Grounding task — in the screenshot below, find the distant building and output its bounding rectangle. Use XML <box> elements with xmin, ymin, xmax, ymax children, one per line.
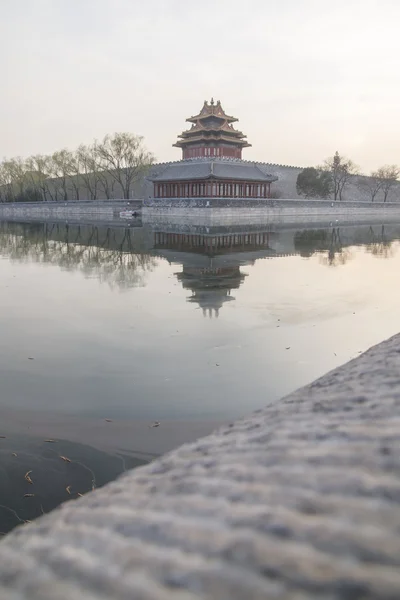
<box><xmin>149</xmin><ymin>99</ymin><xmax>278</xmax><ymax>200</ymax></box>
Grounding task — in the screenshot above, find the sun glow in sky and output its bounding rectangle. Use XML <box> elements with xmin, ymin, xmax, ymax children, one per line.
<box><xmin>1</xmin><ymin>0</ymin><xmax>399</xmax><ymax>172</ymax></box>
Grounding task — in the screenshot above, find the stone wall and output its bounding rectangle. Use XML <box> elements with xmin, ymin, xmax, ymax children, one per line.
<box><xmin>0</xmin><ymin>200</ymin><xmax>140</xmax><ymax>224</ymax></box>
<box><xmin>142</xmin><ymin>198</ymin><xmax>400</xmax><ymax>227</ymax></box>
<box><xmin>3</xmin><ymin>198</ymin><xmax>400</xmax><ymax>229</ymax></box>
<box><xmin>1</xmin><ymin>332</ymin><xmax>400</xmax><ymax>598</ymax></box>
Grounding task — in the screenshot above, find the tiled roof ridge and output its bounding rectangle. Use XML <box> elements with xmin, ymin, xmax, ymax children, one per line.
<box><xmin>152</xmin><ymin>157</ymin><xmax>307</xmax><ymax>170</ymax></box>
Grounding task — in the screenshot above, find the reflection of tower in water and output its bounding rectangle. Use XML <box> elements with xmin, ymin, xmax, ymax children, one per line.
<box><xmin>153</xmin><ymin>230</ymin><xmax>273</xmax><ymax>316</ymax></box>
<box><xmin>177</xmin><ymin>264</ymin><xmax>246</xmax><ymax>318</ymax></box>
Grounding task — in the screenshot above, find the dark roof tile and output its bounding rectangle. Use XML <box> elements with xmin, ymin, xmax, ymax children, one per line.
<box><xmin>149</xmin><ymin>160</ymin><xmax>278</xmax><ymax>183</ymax></box>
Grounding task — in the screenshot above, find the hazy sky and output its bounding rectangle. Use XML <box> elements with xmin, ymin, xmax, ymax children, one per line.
<box><xmin>1</xmin><ymin>0</ymin><xmax>400</xmax><ymax>172</ymax></box>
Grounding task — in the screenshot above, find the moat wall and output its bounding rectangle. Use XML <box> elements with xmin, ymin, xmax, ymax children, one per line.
<box><xmin>142</xmin><ymin>198</ymin><xmax>400</xmax><ymax>227</ymax></box>
<box><xmin>0</xmin><ymin>200</ymin><xmax>139</xmax><ymax>224</ymax></box>
<box><xmin>2</xmin><ymin>198</ymin><xmax>400</xmax><ymax>227</ymax></box>
<box><xmin>1</xmin><ymin>332</ymin><xmax>400</xmax><ymax>599</ymax></box>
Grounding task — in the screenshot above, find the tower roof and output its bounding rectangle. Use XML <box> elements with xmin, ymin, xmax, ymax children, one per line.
<box><xmin>187</xmin><ymin>98</ymin><xmax>238</xmax><ymax>123</ymax></box>
<box><xmin>174</xmin><ymin>99</ymin><xmax>251</xmax><ymax>151</ymax></box>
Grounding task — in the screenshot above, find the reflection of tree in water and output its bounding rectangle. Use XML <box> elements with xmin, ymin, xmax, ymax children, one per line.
<box><xmin>294</xmin><ymin>228</ymin><xmax>352</xmax><ymax>266</ymax></box>
<box><xmin>294</xmin><ymin>225</ymin><xmax>398</xmax><ymax>266</ymax></box>
<box><xmin>319</xmin><ymin>229</ymin><xmax>353</xmax><ymax>267</ymax></box>
<box><xmin>0</xmin><ymin>222</ymin><xmax>156</xmax><ymax>289</ymax></box>
<box><xmin>365</xmin><ymin>225</ymin><xmax>395</xmax><ymax>259</ymax></box>
<box><xmin>293</xmin><ymin>229</ymin><xmax>329</xmax><ymax>258</ymax></box>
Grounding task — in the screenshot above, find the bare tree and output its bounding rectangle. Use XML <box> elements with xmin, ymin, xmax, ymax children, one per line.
<box><xmin>93</xmin><ymin>144</ymin><xmax>114</xmax><ymax>199</ymax></box>
<box><xmin>68</xmin><ymin>151</ymin><xmax>83</xmax><ymax>201</ymax></box>
<box><xmin>51</xmin><ymin>149</ymin><xmax>74</xmax><ymax>201</ymax></box>
<box><xmin>323</xmin><ymin>151</ymin><xmax>359</xmax><ymax>201</ymax></box>
<box><xmin>356</xmin><ymin>174</ymin><xmax>383</xmax><ymax>202</ymax></box>
<box><xmin>373</xmin><ymin>165</ymin><xmax>399</xmax><ymax>203</ymax></box>
<box><xmin>0</xmin><ymin>163</ymin><xmax>10</xmax><ymax>202</ymax></box>
<box><xmin>3</xmin><ymin>157</ymin><xmax>28</xmax><ymax>199</ymax></box>
<box><xmin>95</xmin><ymin>133</ymin><xmax>154</xmax><ymax>200</ymax></box>
<box><xmin>25</xmin><ymin>155</ymin><xmax>54</xmax><ymax>201</ymax></box>
<box><xmin>77</xmin><ymin>145</ymin><xmax>99</xmax><ymax>200</ymax></box>
<box><xmin>0</xmin><ymin>162</ymin><xmax>15</xmax><ymax>201</ymax></box>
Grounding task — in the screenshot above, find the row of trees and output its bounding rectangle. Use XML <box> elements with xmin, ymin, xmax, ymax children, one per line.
<box><xmin>0</xmin><ymin>133</ymin><xmax>155</xmax><ymax>203</ymax></box>
<box><xmin>296</xmin><ymin>152</ymin><xmax>400</xmax><ymax>202</ymax></box>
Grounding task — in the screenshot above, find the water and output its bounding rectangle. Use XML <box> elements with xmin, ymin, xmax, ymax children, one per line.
<box><xmin>1</xmin><ymin>218</ymin><xmax>400</xmax><ymax>533</ymax></box>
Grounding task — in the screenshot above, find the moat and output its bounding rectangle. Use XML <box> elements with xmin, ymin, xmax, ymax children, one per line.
<box><xmin>1</xmin><ymin>218</ymin><xmax>400</xmax><ymax>534</ymax></box>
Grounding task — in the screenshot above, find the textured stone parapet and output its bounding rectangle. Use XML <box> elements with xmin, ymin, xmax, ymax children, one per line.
<box><xmin>143</xmin><ymin>197</ymin><xmax>400</xmax><ymax>212</ymax></box>
<box><xmin>0</xmin><ymin>200</ymin><xmax>142</xmax><ymax>224</ymax></box>
<box><xmin>143</xmin><ymin>198</ymin><xmax>400</xmax><ymax>228</ymax></box>
<box><xmin>1</xmin><ymin>333</ymin><xmax>400</xmax><ymax>598</ymax></box>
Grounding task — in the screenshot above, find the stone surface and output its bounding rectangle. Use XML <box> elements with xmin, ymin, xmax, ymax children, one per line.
<box><xmin>142</xmin><ymin>198</ymin><xmax>400</xmax><ymax>227</ymax></box>
<box><xmin>1</xmin><ymin>333</ymin><xmax>400</xmax><ymax>598</ymax></box>
<box><xmin>0</xmin><ymin>200</ymin><xmax>140</xmax><ymax>224</ymax></box>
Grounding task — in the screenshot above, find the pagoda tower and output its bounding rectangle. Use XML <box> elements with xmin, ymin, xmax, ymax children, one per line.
<box><xmin>173</xmin><ymin>98</ymin><xmax>251</xmax><ymax>160</ymax></box>
<box><xmin>149</xmin><ymin>99</ymin><xmax>278</xmax><ymax>200</ymax></box>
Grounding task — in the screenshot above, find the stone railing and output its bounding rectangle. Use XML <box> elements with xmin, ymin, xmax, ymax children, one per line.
<box><xmin>1</xmin><ymin>333</ymin><xmax>400</xmax><ymax>598</ymax></box>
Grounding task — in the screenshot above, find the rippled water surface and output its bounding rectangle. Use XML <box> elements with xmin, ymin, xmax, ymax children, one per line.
<box><xmin>1</xmin><ymin>218</ymin><xmax>400</xmax><ymax>532</ymax></box>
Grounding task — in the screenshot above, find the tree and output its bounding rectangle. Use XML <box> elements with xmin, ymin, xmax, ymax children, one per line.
<box><xmin>296</xmin><ymin>167</ymin><xmax>332</xmax><ymax>199</ymax></box>
<box><xmin>323</xmin><ymin>151</ymin><xmax>358</xmax><ymax>201</ymax></box>
<box><xmin>356</xmin><ymin>174</ymin><xmax>383</xmax><ymax>202</ymax></box>
<box><xmin>68</xmin><ymin>151</ymin><xmax>83</xmax><ymax>201</ymax></box>
<box><xmin>3</xmin><ymin>157</ymin><xmax>28</xmax><ymax>199</ymax></box>
<box><xmin>0</xmin><ymin>162</ymin><xmax>16</xmax><ymax>202</ymax></box>
<box><xmin>77</xmin><ymin>145</ymin><xmax>99</xmax><ymax>200</ymax></box>
<box><xmin>25</xmin><ymin>155</ymin><xmax>54</xmax><ymax>201</ymax></box>
<box><xmin>51</xmin><ymin>149</ymin><xmax>75</xmax><ymax>201</ymax></box>
<box><xmin>95</xmin><ymin>133</ymin><xmax>154</xmax><ymax>200</ymax></box>
<box><xmin>373</xmin><ymin>165</ymin><xmax>399</xmax><ymax>203</ymax></box>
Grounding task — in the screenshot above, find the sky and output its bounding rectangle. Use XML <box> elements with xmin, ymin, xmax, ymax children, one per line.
<box><xmin>1</xmin><ymin>0</ymin><xmax>400</xmax><ymax>173</ymax></box>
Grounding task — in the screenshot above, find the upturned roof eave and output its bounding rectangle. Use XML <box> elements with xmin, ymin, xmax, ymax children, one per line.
<box><xmin>173</xmin><ymin>139</ymin><xmax>252</xmax><ymax>148</ymax></box>
<box><xmin>178</xmin><ymin>128</ymin><xmax>247</xmax><ymax>139</ymax></box>
<box><xmin>186</xmin><ymin>114</ymin><xmax>238</xmax><ymax>124</ymax></box>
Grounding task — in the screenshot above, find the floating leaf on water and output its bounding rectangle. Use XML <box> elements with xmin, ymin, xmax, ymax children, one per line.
<box><xmin>24</xmin><ymin>471</ymin><xmax>33</xmax><ymax>484</ymax></box>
